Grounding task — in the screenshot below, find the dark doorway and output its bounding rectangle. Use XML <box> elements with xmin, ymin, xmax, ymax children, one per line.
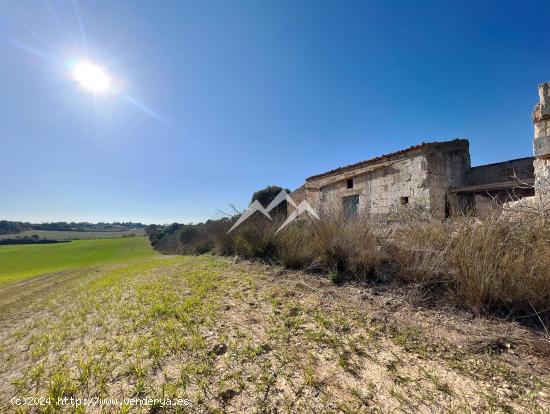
<box><xmin>342</xmin><ymin>195</ymin><xmax>359</xmax><ymax>218</ymax></box>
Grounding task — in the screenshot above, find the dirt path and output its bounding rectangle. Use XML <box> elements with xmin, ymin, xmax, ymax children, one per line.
<box><xmin>0</xmin><ymin>266</ymin><xmax>114</xmax><ymax>334</ymax></box>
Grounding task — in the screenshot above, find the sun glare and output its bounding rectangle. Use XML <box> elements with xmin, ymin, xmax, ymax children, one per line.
<box><xmin>71</xmin><ymin>60</ymin><xmax>111</xmax><ymax>94</ymax></box>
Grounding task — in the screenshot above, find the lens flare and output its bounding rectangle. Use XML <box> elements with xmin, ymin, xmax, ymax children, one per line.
<box><xmin>71</xmin><ymin>60</ymin><xmax>111</xmax><ymax>94</ymax></box>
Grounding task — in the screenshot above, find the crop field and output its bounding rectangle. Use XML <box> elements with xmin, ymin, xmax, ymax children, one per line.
<box><xmin>0</xmin><ymin>236</ymin><xmax>155</xmax><ymax>286</ymax></box>
<box><xmin>0</xmin><ymin>251</ymin><xmax>548</xmax><ymax>413</ymax></box>
<box><xmin>0</xmin><ymin>229</ymin><xmax>145</xmax><ymax>241</ymax></box>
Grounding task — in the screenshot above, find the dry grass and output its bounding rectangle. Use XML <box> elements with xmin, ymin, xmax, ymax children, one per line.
<box><xmin>227</xmin><ymin>209</ymin><xmax>386</xmax><ymax>283</ymax></box>
<box><xmin>451</xmin><ymin>218</ymin><xmax>550</xmax><ymax>316</ymax></box>
<box><xmin>308</xmin><ymin>210</ymin><xmax>385</xmax><ymax>281</ymax></box>
<box><xmin>389</xmin><ymin>215</ymin><xmax>550</xmax><ymax>323</ymax></box>
<box><xmin>219</xmin><ymin>209</ymin><xmax>550</xmax><ymax>327</ymax></box>
<box><xmin>150</xmin><ymin>205</ymin><xmax>550</xmax><ymax>327</ymax></box>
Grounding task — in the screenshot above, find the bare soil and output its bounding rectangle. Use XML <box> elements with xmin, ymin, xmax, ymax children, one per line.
<box><xmin>0</xmin><ymin>255</ymin><xmax>548</xmax><ymax>413</ymax></box>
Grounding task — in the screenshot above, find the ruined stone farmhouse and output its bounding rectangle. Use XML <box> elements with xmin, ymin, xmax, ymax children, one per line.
<box><xmin>290</xmin><ymin>82</ymin><xmax>550</xmax><ymax>218</ymax></box>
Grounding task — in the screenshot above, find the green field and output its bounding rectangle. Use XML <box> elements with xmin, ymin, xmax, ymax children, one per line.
<box><xmin>0</xmin><ymin>236</ymin><xmax>155</xmax><ymax>285</ymax></box>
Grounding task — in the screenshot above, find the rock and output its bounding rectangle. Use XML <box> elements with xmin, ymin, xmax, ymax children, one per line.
<box><xmin>470</xmin><ymin>337</ymin><xmax>513</xmax><ymax>355</ymax></box>
<box><xmin>219</xmin><ymin>389</ymin><xmax>238</xmax><ymax>404</ymax></box>
<box><xmin>211</xmin><ymin>343</ymin><xmax>227</xmax><ymax>356</ymax></box>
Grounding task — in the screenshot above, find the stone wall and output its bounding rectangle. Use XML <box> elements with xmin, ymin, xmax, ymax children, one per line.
<box><xmin>316</xmin><ymin>151</ymin><xmax>430</xmax><ymax>216</ymax></box>
<box><xmin>534</xmin><ymin>158</ymin><xmax>550</xmax><ymax>193</ymax></box>
<box><xmin>467</xmin><ymin>157</ymin><xmax>534</xmax><ymax>186</ymax></box>
<box><xmin>533</xmin><ymin>82</ymin><xmax>550</xmax><ymax>193</ymax></box>
<box><xmin>423</xmin><ymin>142</ymin><xmax>471</xmax><ymax>217</ymax></box>
<box><xmin>533</xmin><ymin>82</ymin><xmax>550</xmax><ymax>158</ymax></box>
<box><xmin>473</xmin><ymin>194</ymin><xmax>496</xmax><ymax>216</ymax></box>
<box><xmin>304</xmin><ymin>140</ymin><xmax>471</xmax><ymax>218</ymax></box>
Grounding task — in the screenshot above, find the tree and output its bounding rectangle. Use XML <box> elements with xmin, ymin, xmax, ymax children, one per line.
<box><xmin>250</xmin><ymin>185</ymin><xmax>291</xmax><ymax>217</ymax></box>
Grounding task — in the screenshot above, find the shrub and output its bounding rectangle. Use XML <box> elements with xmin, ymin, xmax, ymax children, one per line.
<box><xmin>449</xmin><ymin>217</ymin><xmax>550</xmax><ymax>317</ymax></box>
<box><xmin>148</xmin><ymin>202</ymin><xmax>550</xmax><ymax>325</ymax></box>
<box><xmin>308</xmin><ymin>209</ymin><xmax>385</xmax><ymax>281</ymax></box>
<box><xmin>389</xmin><ymin>214</ymin><xmax>550</xmax><ymax>321</ymax></box>
<box><xmin>330</xmin><ymin>271</ymin><xmax>345</xmax><ymax>285</ymax></box>
<box><xmin>231</xmin><ymin>216</ymin><xmax>279</xmax><ymax>260</ymax></box>
<box><xmin>146</xmin><ymin>219</ymin><xmax>233</xmax><ymax>255</ymax></box>
<box><xmin>275</xmin><ymin>224</ymin><xmax>315</xmax><ymax>269</ymax></box>
<box><xmin>387</xmin><ymin>219</ymin><xmax>452</xmax><ymax>285</ymax></box>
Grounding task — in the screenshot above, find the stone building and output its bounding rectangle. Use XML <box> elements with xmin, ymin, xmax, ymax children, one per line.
<box><xmin>289</xmin><ymin>83</ymin><xmax>550</xmax><ymax>218</ymax></box>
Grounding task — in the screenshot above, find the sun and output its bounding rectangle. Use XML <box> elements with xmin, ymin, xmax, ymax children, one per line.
<box><xmin>71</xmin><ymin>60</ymin><xmax>111</xmax><ymax>94</ymax></box>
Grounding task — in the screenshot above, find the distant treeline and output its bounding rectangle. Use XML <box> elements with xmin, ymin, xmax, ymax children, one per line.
<box><xmin>146</xmin><ymin>219</ymin><xmax>234</xmax><ymax>254</ymax></box>
<box><xmin>0</xmin><ymin>220</ymin><xmax>145</xmax><ymax>235</ymax></box>
<box><xmin>145</xmin><ymin>186</ymin><xmax>289</xmax><ymax>254</ymax></box>
<box><xmin>0</xmin><ymin>238</ymin><xmax>71</xmax><ymax>245</ymax></box>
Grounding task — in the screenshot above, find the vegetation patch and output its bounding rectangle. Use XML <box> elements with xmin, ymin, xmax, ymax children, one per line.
<box><xmin>148</xmin><ymin>204</ymin><xmax>550</xmax><ymax>328</ymax></box>
<box><xmin>0</xmin><ymin>236</ymin><xmax>155</xmax><ymax>285</ymax></box>
<box><xmin>0</xmin><ymin>256</ymin><xmax>548</xmax><ymax>413</ymax></box>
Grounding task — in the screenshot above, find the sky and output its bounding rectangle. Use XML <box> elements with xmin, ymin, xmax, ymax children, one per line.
<box><xmin>1</xmin><ymin>0</ymin><xmax>549</xmax><ymax>224</ymax></box>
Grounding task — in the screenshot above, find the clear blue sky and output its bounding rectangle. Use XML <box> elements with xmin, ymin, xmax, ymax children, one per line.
<box><xmin>1</xmin><ymin>0</ymin><xmax>548</xmax><ymax>224</ymax></box>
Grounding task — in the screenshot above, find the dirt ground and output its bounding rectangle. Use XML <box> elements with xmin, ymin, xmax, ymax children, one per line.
<box><xmin>0</xmin><ymin>255</ymin><xmax>548</xmax><ymax>413</ymax></box>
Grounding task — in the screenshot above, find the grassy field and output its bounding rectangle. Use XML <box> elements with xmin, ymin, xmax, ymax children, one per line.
<box><xmin>0</xmin><ymin>236</ymin><xmax>155</xmax><ymax>285</ymax></box>
<box><xmin>0</xmin><ymin>229</ymin><xmax>145</xmax><ymax>240</ymax></box>
<box><xmin>0</xmin><ymin>254</ymin><xmax>548</xmax><ymax>413</ymax></box>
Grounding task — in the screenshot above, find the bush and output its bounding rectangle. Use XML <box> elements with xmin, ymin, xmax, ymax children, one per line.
<box><xmin>148</xmin><ymin>204</ymin><xmax>550</xmax><ymax>326</ymax></box>
<box><xmin>275</xmin><ymin>224</ymin><xmax>315</xmax><ymax>269</ymax></box>
<box><xmin>387</xmin><ymin>220</ymin><xmax>452</xmax><ymax>285</ymax></box>
<box><xmin>231</xmin><ymin>216</ymin><xmax>279</xmax><ymax>260</ymax></box>
<box><xmin>389</xmin><ymin>214</ymin><xmax>550</xmax><ymax>321</ymax></box>
<box><xmin>330</xmin><ymin>271</ymin><xmax>345</xmax><ymax>285</ymax></box>
<box><xmin>308</xmin><ymin>209</ymin><xmax>385</xmax><ymax>281</ymax></box>
<box><xmin>450</xmin><ymin>217</ymin><xmax>550</xmax><ymax>316</ymax></box>
<box><xmin>146</xmin><ymin>219</ymin><xmax>233</xmax><ymax>255</ymax></box>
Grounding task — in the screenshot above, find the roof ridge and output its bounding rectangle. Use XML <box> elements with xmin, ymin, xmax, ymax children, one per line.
<box><xmin>306</xmin><ymin>138</ymin><xmax>468</xmax><ymax>182</ymax></box>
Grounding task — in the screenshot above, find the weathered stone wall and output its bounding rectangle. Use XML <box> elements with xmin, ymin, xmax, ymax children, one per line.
<box><xmin>299</xmin><ymin>140</ymin><xmax>471</xmax><ymax>219</ymax></box>
<box><xmin>467</xmin><ymin>157</ymin><xmax>534</xmax><ymax>186</ymax></box>
<box><xmin>316</xmin><ymin>151</ymin><xmax>430</xmax><ymax>216</ymax></box>
<box><xmin>534</xmin><ymin>121</ymin><xmax>550</xmax><ymax>155</ymax></box>
<box><xmin>424</xmin><ymin>142</ymin><xmax>471</xmax><ymax>217</ymax></box>
<box><xmin>533</xmin><ymin>82</ymin><xmax>550</xmax><ymax>158</ymax></box>
<box><xmin>533</xmin><ymin>82</ymin><xmax>550</xmax><ymax>193</ymax></box>
<box><xmin>287</xmin><ymin>185</ymin><xmax>305</xmax><ymax>215</ymax></box>
<box><xmin>473</xmin><ymin>194</ymin><xmax>496</xmax><ymax>216</ymax></box>
<box><xmin>534</xmin><ymin>158</ymin><xmax>550</xmax><ymax>192</ymax></box>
